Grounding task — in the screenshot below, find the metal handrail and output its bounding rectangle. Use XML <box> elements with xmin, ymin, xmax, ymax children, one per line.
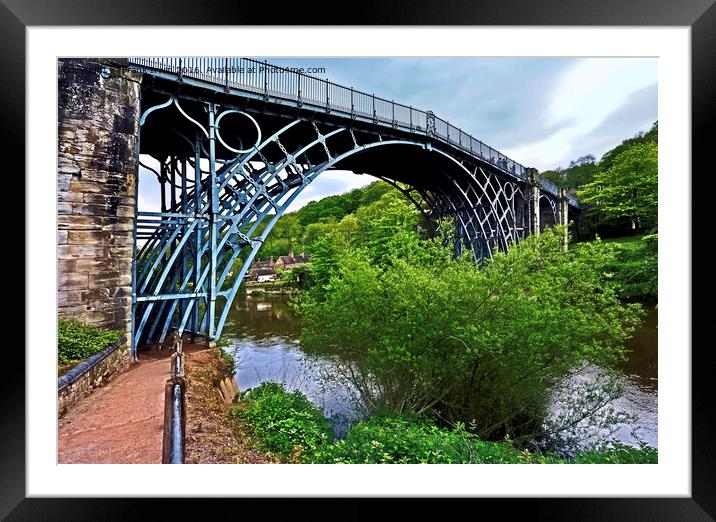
<box><xmin>128</xmin><ymin>57</ymin><xmax>528</xmax><ymax>181</ymax></box>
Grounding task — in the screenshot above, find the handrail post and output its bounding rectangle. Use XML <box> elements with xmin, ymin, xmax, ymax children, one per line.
<box><xmin>263</xmin><ymin>60</ymin><xmax>268</xmax><ymax>100</ymax></box>
<box><xmin>297</xmin><ymin>70</ymin><xmax>302</xmax><ymax>106</ymax></box>
<box><xmin>326</xmin><ymin>79</ymin><xmax>330</xmax><ymax>113</ymax></box>
<box><xmin>372</xmin><ymin>94</ymin><xmax>376</xmax><ymax>123</ymax></box>
<box><xmin>350</xmin><ymin>87</ymin><xmax>355</xmax><ymax>118</ymax></box>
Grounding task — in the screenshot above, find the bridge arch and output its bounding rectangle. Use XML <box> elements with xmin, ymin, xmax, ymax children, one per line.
<box><xmin>133</xmin><ymin>88</ymin><xmax>565</xmax><ymax>353</ymax></box>
<box><xmin>539</xmin><ymin>194</ymin><xmax>558</xmax><ymax>231</ymax></box>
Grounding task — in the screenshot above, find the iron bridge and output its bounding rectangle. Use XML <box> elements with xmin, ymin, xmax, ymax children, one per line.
<box><xmin>129</xmin><ymin>57</ymin><xmax>580</xmax><ymax>357</ymax></box>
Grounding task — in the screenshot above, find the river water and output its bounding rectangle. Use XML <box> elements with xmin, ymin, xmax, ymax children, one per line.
<box><xmin>222</xmin><ymin>292</ymin><xmax>657</xmax><ymax>447</ymax></box>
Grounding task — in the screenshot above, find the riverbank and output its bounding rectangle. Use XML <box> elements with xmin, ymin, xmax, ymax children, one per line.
<box><xmin>233</xmin><ymin>382</ymin><xmax>657</xmax><ymax>464</ymax></box>
<box><xmin>245</xmin><ymin>283</ymin><xmax>301</xmax><ymax>296</ymax></box>
<box><xmin>183</xmin><ymin>347</ymin><xmax>273</xmax><ymax>464</ymax></box>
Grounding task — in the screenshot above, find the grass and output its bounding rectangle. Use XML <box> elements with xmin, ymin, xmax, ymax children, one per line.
<box><xmin>58</xmin><ymin>319</ymin><xmax>123</xmax><ymax>367</ymax></box>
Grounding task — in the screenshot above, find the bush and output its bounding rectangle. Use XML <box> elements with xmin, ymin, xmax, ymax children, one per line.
<box><xmin>215</xmin><ymin>338</ymin><xmax>235</xmax><ymax>374</ymax></box>
<box><xmin>299</xmin><ymin>227</ymin><xmax>644</xmax><ymax>444</ymax></box>
<box><xmin>308</xmin><ymin>415</ymin><xmax>658</xmax><ymax>464</ymax></box>
<box><xmin>308</xmin><ymin>415</ymin><xmax>551</xmax><ymax>464</ymax></box>
<box><xmin>215</xmin><ymin>342</ymin><xmax>236</xmax><ymax>375</ymax></box>
<box><xmin>572</xmin><ymin>441</ymin><xmax>657</xmax><ymax>464</ymax></box>
<box><xmin>231</xmin><ymin>382</ymin><xmax>332</xmax><ymax>460</ymax></box>
<box><xmin>232</xmin><ymin>386</ymin><xmax>657</xmax><ymax>464</ymax></box>
<box><xmin>57</xmin><ymin>319</ymin><xmax>123</xmax><ymax>365</ymax></box>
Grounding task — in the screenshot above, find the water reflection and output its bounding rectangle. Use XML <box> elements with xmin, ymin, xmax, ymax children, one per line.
<box><xmin>223</xmin><ymin>293</ymin><xmax>362</xmax><ymax>437</ymax></box>
<box><xmin>222</xmin><ymin>292</ymin><xmax>657</xmax><ymax>447</ymax></box>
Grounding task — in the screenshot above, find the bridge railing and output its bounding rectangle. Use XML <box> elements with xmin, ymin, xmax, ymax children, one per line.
<box><xmin>128</xmin><ymin>57</ymin><xmax>575</xmax><ymax>195</ymax></box>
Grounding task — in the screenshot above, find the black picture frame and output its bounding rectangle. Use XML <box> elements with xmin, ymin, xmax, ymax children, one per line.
<box><xmin>5</xmin><ymin>0</ymin><xmax>713</xmax><ymax>518</ymax></box>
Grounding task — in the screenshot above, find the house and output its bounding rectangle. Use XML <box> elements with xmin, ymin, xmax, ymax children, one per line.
<box><xmin>274</xmin><ymin>251</ymin><xmax>310</xmax><ymax>271</ymax></box>
<box><xmin>247</xmin><ymin>256</ymin><xmax>276</xmax><ymax>282</ymax></box>
<box><xmin>255</xmin><ymin>268</ymin><xmax>277</xmax><ymax>283</ymax></box>
<box><xmin>248</xmin><ymin>251</ymin><xmax>311</xmax><ymax>283</ymax></box>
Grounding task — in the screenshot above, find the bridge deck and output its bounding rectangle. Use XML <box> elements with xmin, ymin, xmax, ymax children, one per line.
<box><xmin>128</xmin><ymin>57</ymin><xmax>578</xmax><ymax>208</ymax></box>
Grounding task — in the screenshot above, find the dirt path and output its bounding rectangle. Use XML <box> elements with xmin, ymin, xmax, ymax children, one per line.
<box><xmin>58</xmin><ymin>349</ymin><xmax>173</xmax><ymax>464</ymax></box>
<box><xmin>184</xmin><ymin>348</ymin><xmax>272</xmax><ymax>464</ymax></box>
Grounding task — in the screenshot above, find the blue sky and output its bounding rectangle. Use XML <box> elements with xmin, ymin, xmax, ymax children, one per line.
<box><xmin>139</xmin><ymin>57</ymin><xmax>657</xmax><ymax>213</ymax></box>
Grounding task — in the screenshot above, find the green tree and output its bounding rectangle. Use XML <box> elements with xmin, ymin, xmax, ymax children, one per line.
<box><xmin>563</xmin><ymin>155</ymin><xmax>599</xmax><ymax>188</ymax></box>
<box><xmin>578</xmin><ymin>142</ymin><xmax>657</xmax><ymax>230</ymax></box>
<box><xmin>599</xmin><ymin>121</ymin><xmax>657</xmax><ymax>173</ymax></box>
<box><xmin>541</xmin><ymin>168</ymin><xmax>564</xmax><ymax>186</ymax></box>
<box><xmin>541</xmin><ymin>156</ymin><xmax>598</xmax><ymax>189</ymax></box>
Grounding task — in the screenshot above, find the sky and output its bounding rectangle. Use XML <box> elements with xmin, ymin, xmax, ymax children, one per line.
<box><xmin>138</xmin><ymin>57</ymin><xmax>657</xmax><ymax>214</ymax></box>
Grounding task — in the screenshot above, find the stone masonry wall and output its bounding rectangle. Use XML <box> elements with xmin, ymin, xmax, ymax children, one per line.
<box><xmin>57</xmin><ymin>59</ymin><xmax>141</xmax><ymax>353</ymax></box>
<box><xmin>58</xmin><ymin>339</ymin><xmax>129</xmax><ymax>417</ymax></box>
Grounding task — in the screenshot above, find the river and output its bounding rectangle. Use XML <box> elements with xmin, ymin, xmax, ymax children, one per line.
<box><xmin>222</xmin><ymin>292</ymin><xmax>657</xmax><ymax>448</ymax></box>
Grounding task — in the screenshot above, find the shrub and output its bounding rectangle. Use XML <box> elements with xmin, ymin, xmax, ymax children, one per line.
<box><xmin>231</xmin><ymin>382</ymin><xmax>332</xmax><ymax>460</ymax></box>
<box><xmin>57</xmin><ymin>319</ymin><xmax>123</xmax><ymax>365</ymax></box>
<box><xmin>232</xmin><ymin>386</ymin><xmax>657</xmax><ymax>464</ymax></box>
<box><xmin>299</xmin><ymin>227</ymin><xmax>643</xmax><ymax>444</ymax></box>
<box><xmin>308</xmin><ymin>416</ymin><xmax>657</xmax><ymax>464</ymax></box>
<box><xmin>603</xmin><ymin>234</ymin><xmax>658</xmax><ymax>301</ymax></box>
<box><xmin>307</xmin><ymin>415</ymin><xmax>551</xmax><ymax>464</ymax></box>
<box><xmin>214</xmin><ymin>339</ymin><xmax>237</xmax><ymax>375</ymax></box>
<box><xmin>572</xmin><ymin>441</ymin><xmax>657</xmax><ymax>464</ymax></box>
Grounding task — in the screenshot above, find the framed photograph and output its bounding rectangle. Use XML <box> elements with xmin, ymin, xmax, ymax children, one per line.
<box><xmin>7</xmin><ymin>0</ymin><xmax>713</xmax><ymax>518</ymax></box>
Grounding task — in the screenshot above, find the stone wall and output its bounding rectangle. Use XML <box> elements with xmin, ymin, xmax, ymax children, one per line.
<box><xmin>57</xmin><ymin>59</ymin><xmax>141</xmax><ymax>347</ymax></box>
<box><xmin>57</xmin><ymin>338</ymin><xmax>129</xmax><ymax>417</ymax></box>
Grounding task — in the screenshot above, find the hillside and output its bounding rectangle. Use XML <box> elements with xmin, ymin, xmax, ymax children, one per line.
<box><xmin>245</xmin><ymin>180</ymin><xmax>396</xmax><ymax>260</ymax></box>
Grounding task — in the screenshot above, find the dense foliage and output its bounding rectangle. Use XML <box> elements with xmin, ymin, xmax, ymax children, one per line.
<box><xmin>542</xmin><ymin>122</ymin><xmax>657</xmax><ymax>191</ymax></box>
<box><xmin>231</xmin><ymin>382</ymin><xmax>332</xmax><ymax>461</ymax></box>
<box><xmin>244</xmin><ymin>181</ymin><xmax>395</xmax><ymax>260</ymax></box>
<box><xmin>215</xmin><ymin>340</ymin><xmax>237</xmax><ymax>375</ymax></box>
<box><xmin>599</xmin><ymin>121</ymin><xmax>658</xmax><ymax>173</ymax></box>
<box><xmin>58</xmin><ymin>319</ymin><xmax>123</xmax><ymax>365</ymax></box>
<box><xmin>309</xmin><ymin>416</ymin><xmax>549</xmax><ymax>464</ymax></box>
<box><xmin>540</xmin><ymin>122</ymin><xmax>658</xmax><ymax>238</ymax></box>
<box><xmin>600</xmin><ymin>234</ymin><xmax>658</xmax><ymax>301</ymax></box>
<box><xmin>235</xmin><ymin>384</ymin><xmax>657</xmax><ymax>464</ymax></box>
<box><xmin>298</xmin><ymin>220</ymin><xmax>643</xmax><ymax>444</ymax></box>
<box><xmin>570</xmin><ymin>441</ymin><xmax>657</xmax><ymax>464</ymax></box>
<box><xmin>579</xmin><ymin>142</ymin><xmax>658</xmax><ymax>230</ymax></box>
<box><xmin>231</xmin><ymin>125</ymin><xmax>659</xmax><ymax>462</ymax></box>
<box><xmin>541</xmin><ymin>154</ymin><xmax>600</xmax><ymax>189</ymax></box>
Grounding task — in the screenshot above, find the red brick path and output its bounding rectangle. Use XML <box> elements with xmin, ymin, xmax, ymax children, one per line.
<box><xmin>58</xmin><ymin>349</ymin><xmax>172</xmax><ymax>464</ymax></box>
